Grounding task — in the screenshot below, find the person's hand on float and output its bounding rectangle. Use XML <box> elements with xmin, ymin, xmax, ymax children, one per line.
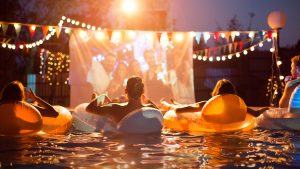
<box><xmin>26</xmin><ymin>88</ymin><xmax>38</xmax><ymax>101</ymax></box>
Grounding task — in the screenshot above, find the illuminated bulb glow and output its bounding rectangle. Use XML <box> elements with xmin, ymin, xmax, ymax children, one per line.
<box><xmin>198</xmin><ymin>56</ymin><xmax>202</xmax><ymax>60</ymax></box>
<box><xmin>220</xmin><ymin>33</ymin><xmax>225</xmax><ymax>38</ymax></box>
<box><xmin>243</xmin><ymin>50</ymin><xmax>248</xmax><ymax>55</ymax></box>
<box><xmin>228</xmin><ymin>55</ymin><xmax>232</xmax><ymax>59</ymax></box>
<box><xmin>277</xmin><ymin>60</ymin><xmax>282</xmax><ymax>66</ymax></box>
<box><xmin>222</xmin><ymin>56</ymin><xmax>226</xmax><ymax>61</ymax></box>
<box><xmin>250</xmin><ymin>46</ymin><xmax>255</xmax><ymax>51</ymax></box>
<box><xmin>259</xmin><ymin>42</ymin><xmax>263</xmax><ymax>47</ymax></box>
<box><xmin>216</xmin><ymin>56</ymin><xmax>220</xmax><ymax>61</ymax></box>
<box><xmin>202</xmin><ymin>56</ymin><xmax>207</xmax><ymax>61</ymax></box>
<box><xmin>270</xmin><ymin>48</ymin><xmax>275</xmax><ymax>52</ymax></box>
<box><xmin>236</xmin><ymin>53</ymin><xmax>240</xmax><ymax>57</ymax></box>
<box><xmin>174</xmin><ymin>33</ymin><xmax>184</xmax><ymax>42</ymax></box>
<box><xmin>122</xmin><ymin>0</ymin><xmax>137</xmax><ymax>13</ymax></box>
<box><xmin>209</xmin><ymin>57</ymin><xmax>213</xmax><ymax>62</ymax></box>
<box><xmin>193</xmin><ymin>54</ymin><xmax>197</xmax><ymax>59</ymax></box>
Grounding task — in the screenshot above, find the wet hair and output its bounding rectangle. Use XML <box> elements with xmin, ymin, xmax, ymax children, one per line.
<box><xmin>126</xmin><ymin>76</ymin><xmax>144</xmax><ymax>100</ymax></box>
<box><xmin>0</xmin><ymin>81</ymin><xmax>25</xmax><ymax>102</ymax></box>
<box><xmin>211</xmin><ymin>79</ymin><xmax>237</xmax><ymax>96</ymax></box>
<box><xmin>291</xmin><ymin>55</ymin><xmax>300</xmax><ymax>68</ymax></box>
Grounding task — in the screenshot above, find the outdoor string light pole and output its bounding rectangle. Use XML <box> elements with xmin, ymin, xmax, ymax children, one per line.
<box><xmin>267</xmin><ymin>11</ymin><xmax>287</xmax><ymax>106</ymax></box>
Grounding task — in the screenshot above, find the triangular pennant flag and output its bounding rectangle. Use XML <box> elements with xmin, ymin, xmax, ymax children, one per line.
<box><xmin>167</xmin><ymin>32</ymin><xmax>172</xmax><ymax>41</ymax></box>
<box><xmin>106</xmin><ymin>30</ymin><xmax>113</xmax><ymax>41</ymax></box>
<box><xmin>225</xmin><ymin>32</ymin><xmax>230</xmax><ymax>42</ymax></box>
<box><xmin>204</xmin><ymin>32</ymin><xmax>210</xmax><ymax>44</ymax></box>
<box><xmin>214</xmin><ymin>32</ymin><xmax>220</xmax><ymax>43</ymax></box>
<box><xmin>42</xmin><ymin>26</ymin><xmax>49</xmax><ymax>38</ymax></box>
<box><xmin>267</xmin><ymin>30</ymin><xmax>273</xmax><ymax>39</ymax></box>
<box><xmin>207</xmin><ymin>48</ymin><xmax>211</xmax><ymax>57</ymax></box>
<box><xmin>156</xmin><ymin>32</ymin><xmax>162</xmax><ymax>42</ymax></box>
<box><xmin>231</xmin><ymin>32</ymin><xmax>236</xmax><ymax>42</ymax></box>
<box><xmin>55</xmin><ymin>26</ymin><xmax>61</xmax><ymax>38</ymax></box>
<box><xmin>223</xmin><ymin>45</ymin><xmax>227</xmax><ymax>53</ymax></box>
<box><xmin>204</xmin><ymin>49</ymin><xmax>208</xmax><ymax>56</ymax></box>
<box><xmin>1</xmin><ymin>24</ymin><xmax>8</xmax><ymax>35</ymax></box>
<box><xmin>195</xmin><ymin>32</ymin><xmax>201</xmax><ymax>45</ymax></box>
<box><xmin>28</xmin><ymin>25</ymin><xmax>36</xmax><ymax>39</ymax></box>
<box><xmin>228</xmin><ymin>43</ymin><xmax>232</xmax><ymax>53</ymax></box>
<box><xmin>239</xmin><ymin>41</ymin><xmax>243</xmax><ymax>52</ymax></box>
<box><xmin>13</xmin><ymin>24</ymin><xmax>21</xmax><ymax>38</ymax></box>
<box><xmin>234</xmin><ymin>42</ymin><xmax>238</xmax><ymax>52</ymax></box>
<box><xmin>259</xmin><ymin>31</ymin><xmax>265</xmax><ymax>40</ymax></box>
<box><xmin>248</xmin><ymin>31</ymin><xmax>255</xmax><ymax>43</ymax></box>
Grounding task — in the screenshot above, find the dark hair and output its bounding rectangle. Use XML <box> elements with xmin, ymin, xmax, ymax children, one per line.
<box><xmin>291</xmin><ymin>55</ymin><xmax>300</xmax><ymax>68</ymax></box>
<box><xmin>211</xmin><ymin>79</ymin><xmax>237</xmax><ymax>96</ymax></box>
<box><xmin>0</xmin><ymin>81</ymin><xmax>25</xmax><ymax>102</ymax></box>
<box><xmin>126</xmin><ymin>76</ymin><xmax>144</xmax><ymax>100</ymax></box>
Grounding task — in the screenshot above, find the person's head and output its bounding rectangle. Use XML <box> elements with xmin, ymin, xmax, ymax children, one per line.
<box><xmin>113</xmin><ymin>61</ymin><xmax>128</xmax><ymax>80</ymax></box>
<box><xmin>211</xmin><ymin>79</ymin><xmax>237</xmax><ymax>97</ymax></box>
<box><xmin>144</xmin><ymin>49</ymin><xmax>156</xmax><ymax>67</ymax></box>
<box><xmin>102</xmin><ymin>54</ymin><xmax>117</xmax><ymax>73</ymax></box>
<box><xmin>128</xmin><ymin>60</ymin><xmax>142</xmax><ymax>76</ymax></box>
<box><xmin>291</xmin><ymin>55</ymin><xmax>300</xmax><ymax>79</ymax></box>
<box><xmin>125</xmin><ymin>76</ymin><xmax>144</xmax><ymax>100</ymax></box>
<box><xmin>0</xmin><ymin>81</ymin><xmax>25</xmax><ymax>102</ymax></box>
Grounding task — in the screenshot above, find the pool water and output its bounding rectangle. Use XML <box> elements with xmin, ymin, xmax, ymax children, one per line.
<box><xmin>0</xmin><ymin>128</ymin><xmax>300</xmax><ymax>168</ymax></box>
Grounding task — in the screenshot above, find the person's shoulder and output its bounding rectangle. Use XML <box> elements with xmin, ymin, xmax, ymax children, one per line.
<box><xmin>287</xmin><ymin>79</ymin><xmax>300</xmax><ymax>88</ymax></box>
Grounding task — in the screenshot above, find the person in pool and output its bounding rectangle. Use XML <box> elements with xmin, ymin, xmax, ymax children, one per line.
<box><xmin>161</xmin><ymin>79</ymin><xmax>268</xmax><ymax>117</ymax></box>
<box><xmin>86</xmin><ymin>76</ymin><xmax>159</xmax><ymax>123</ymax></box>
<box><xmin>279</xmin><ymin>55</ymin><xmax>300</xmax><ymax>108</ymax></box>
<box><xmin>0</xmin><ymin>80</ymin><xmax>59</xmax><ymax>117</ymax></box>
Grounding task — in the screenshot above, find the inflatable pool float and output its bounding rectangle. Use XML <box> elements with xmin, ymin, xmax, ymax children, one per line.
<box><xmin>256</xmin><ymin>86</ymin><xmax>300</xmax><ymax>130</ymax></box>
<box><xmin>73</xmin><ymin>104</ymin><xmax>163</xmax><ymax>134</ymax></box>
<box><xmin>164</xmin><ymin>94</ymin><xmax>256</xmax><ymax>132</ymax></box>
<box><xmin>42</xmin><ymin>105</ymin><xmax>73</xmax><ymax>134</ymax></box>
<box><xmin>0</xmin><ymin>102</ymin><xmax>43</xmax><ymax>136</ymax></box>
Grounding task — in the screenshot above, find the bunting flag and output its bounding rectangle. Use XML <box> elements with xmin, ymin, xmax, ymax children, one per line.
<box><xmin>239</xmin><ymin>41</ymin><xmax>243</xmax><ymax>52</ymax></box>
<box><xmin>42</xmin><ymin>26</ymin><xmax>49</xmax><ymax>38</ymax></box>
<box><xmin>223</xmin><ymin>45</ymin><xmax>227</xmax><ymax>53</ymax></box>
<box><xmin>207</xmin><ymin>48</ymin><xmax>211</xmax><ymax>57</ymax></box>
<box><xmin>259</xmin><ymin>31</ymin><xmax>264</xmax><ymax>41</ymax></box>
<box><xmin>195</xmin><ymin>32</ymin><xmax>201</xmax><ymax>45</ymax></box>
<box><xmin>225</xmin><ymin>32</ymin><xmax>231</xmax><ymax>42</ymax></box>
<box><xmin>13</xmin><ymin>23</ymin><xmax>21</xmax><ymax>38</ymax></box>
<box><xmin>233</xmin><ymin>42</ymin><xmax>238</xmax><ymax>52</ymax></box>
<box><xmin>28</xmin><ymin>25</ymin><xmax>36</xmax><ymax>39</ymax></box>
<box><xmin>55</xmin><ymin>26</ymin><xmax>61</xmax><ymax>38</ymax></box>
<box><xmin>228</xmin><ymin>43</ymin><xmax>232</xmax><ymax>53</ymax></box>
<box><xmin>106</xmin><ymin>30</ymin><xmax>113</xmax><ymax>41</ymax></box>
<box><xmin>267</xmin><ymin>31</ymin><xmax>273</xmax><ymax>39</ymax></box>
<box><xmin>231</xmin><ymin>32</ymin><xmax>236</xmax><ymax>42</ymax></box>
<box><xmin>204</xmin><ymin>32</ymin><xmax>210</xmax><ymax>44</ymax></box>
<box><xmin>1</xmin><ymin>24</ymin><xmax>8</xmax><ymax>35</ymax></box>
<box><xmin>156</xmin><ymin>32</ymin><xmax>162</xmax><ymax>42</ymax></box>
<box><xmin>214</xmin><ymin>32</ymin><xmax>220</xmax><ymax>43</ymax></box>
<box><xmin>213</xmin><ymin>47</ymin><xmax>217</xmax><ymax>56</ymax></box>
<box><xmin>167</xmin><ymin>32</ymin><xmax>172</xmax><ymax>41</ymax></box>
<box><xmin>204</xmin><ymin>49</ymin><xmax>208</xmax><ymax>56</ymax></box>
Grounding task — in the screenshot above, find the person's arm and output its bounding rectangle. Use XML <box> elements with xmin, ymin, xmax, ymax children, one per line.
<box><xmin>86</xmin><ymin>94</ymin><xmax>114</xmax><ymax>116</ymax></box>
<box><xmin>26</xmin><ymin>89</ymin><xmax>58</xmax><ymax>117</ymax></box>
<box><xmin>247</xmin><ymin>107</ymin><xmax>269</xmax><ymax>117</ymax></box>
<box><xmin>175</xmin><ymin>101</ymin><xmax>206</xmax><ymax>113</ymax></box>
<box><xmin>279</xmin><ymin>80</ymin><xmax>296</xmax><ymax>108</ymax></box>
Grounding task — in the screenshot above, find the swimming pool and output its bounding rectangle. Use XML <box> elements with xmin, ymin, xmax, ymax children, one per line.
<box><xmin>0</xmin><ymin>128</ymin><xmax>299</xmax><ymax>168</ymax></box>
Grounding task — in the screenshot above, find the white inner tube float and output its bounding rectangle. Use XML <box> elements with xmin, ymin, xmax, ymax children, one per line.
<box><xmin>73</xmin><ymin>105</ymin><xmax>163</xmax><ymax>134</ymax></box>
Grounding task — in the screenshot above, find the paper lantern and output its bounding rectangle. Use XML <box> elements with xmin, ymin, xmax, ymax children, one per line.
<box><xmin>267</xmin><ymin>11</ymin><xmax>287</xmax><ymax>29</ymax></box>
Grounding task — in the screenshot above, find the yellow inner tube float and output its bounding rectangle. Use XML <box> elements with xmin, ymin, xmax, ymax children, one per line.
<box><xmin>0</xmin><ymin>102</ymin><xmax>43</xmax><ymax>136</ymax></box>
<box><xmin>164</xmin><ymin>94</ymin><xmax>255</xmax><ymax>132</ymax></box>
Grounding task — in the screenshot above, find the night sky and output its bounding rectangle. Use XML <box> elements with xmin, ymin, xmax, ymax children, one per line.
<box><xmin>171</xmin><ymin>0</ymin><xmax>300</xmax><ymax>47</ymax></box>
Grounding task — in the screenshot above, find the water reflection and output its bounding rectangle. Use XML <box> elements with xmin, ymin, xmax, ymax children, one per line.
<box><xmin>0</xmin><ymin>129</ymin><xmax>299</xmax><ymax>168</ymax></box>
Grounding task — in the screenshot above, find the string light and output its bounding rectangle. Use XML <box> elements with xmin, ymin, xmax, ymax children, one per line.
<box><xmin>39</xmin><ymin>49</ymin><xmax>70</xmax><ymax>86</ymax></box>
